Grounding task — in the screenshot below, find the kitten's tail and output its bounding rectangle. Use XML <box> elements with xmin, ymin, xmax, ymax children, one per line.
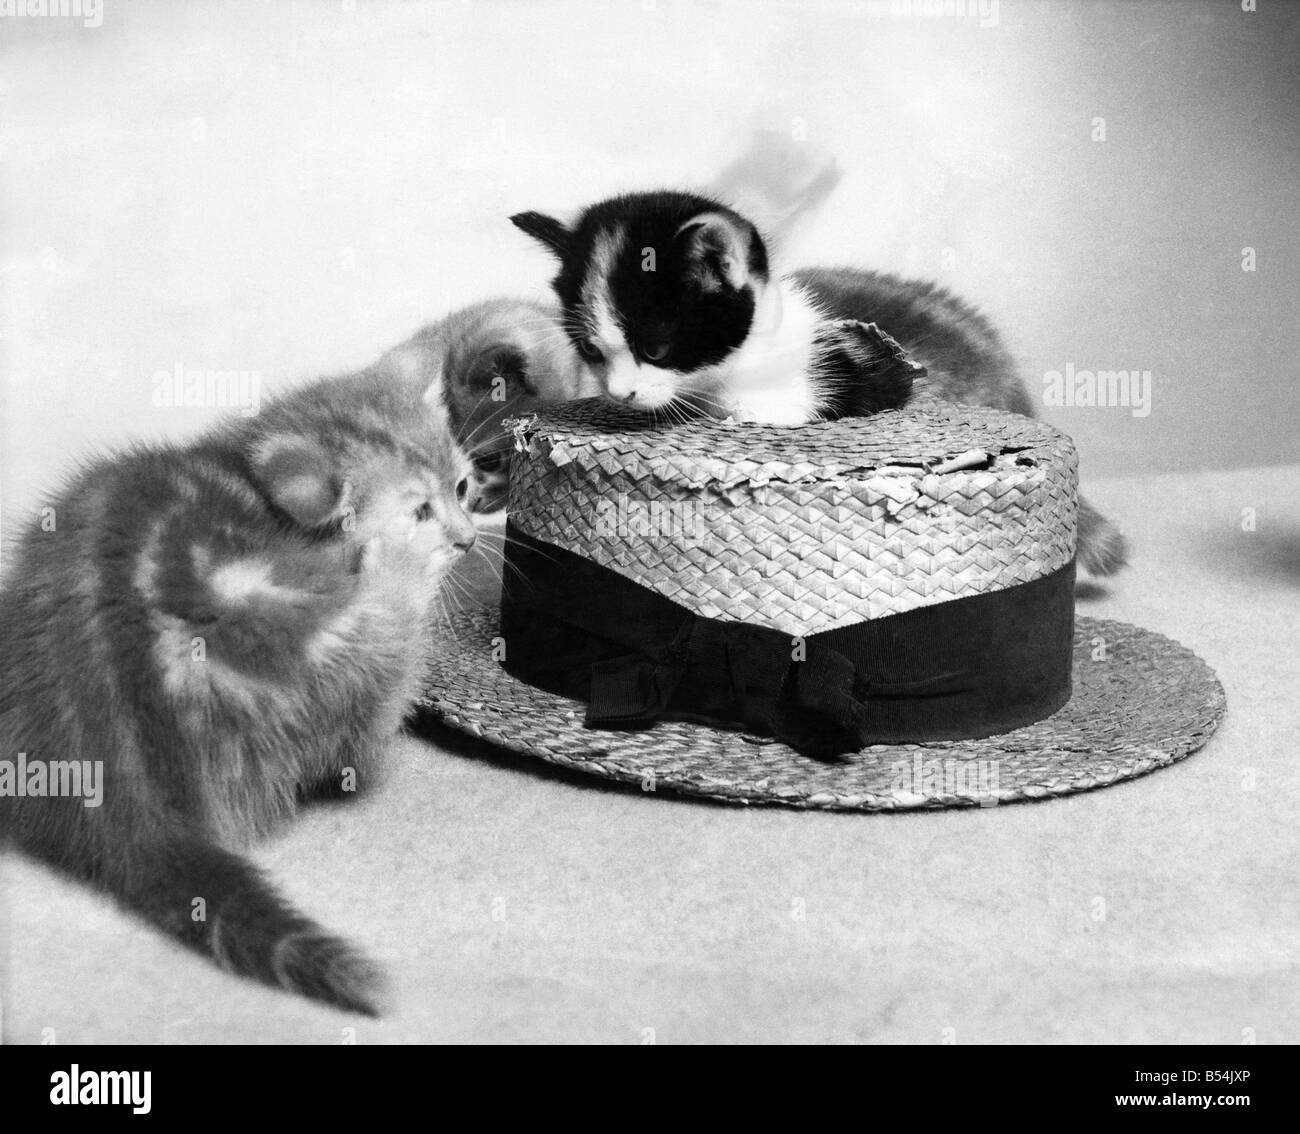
<box><xmin>105</xmin><ymin>830</ymin><xmax>385</xmax><ymax>1016</ymax></box>
<box><xmin>1077</xmin><ymin>495</ymin><xmax>1128</xmax><ymax>576</ymax></box>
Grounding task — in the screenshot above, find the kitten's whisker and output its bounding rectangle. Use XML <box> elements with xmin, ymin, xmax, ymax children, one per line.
<box><xmin>681</xmin><ymin>389</ymin><xmax>730</xmax><ymax>411</ymax></box>
<box><xmin>664</xmin><ymin>397</ymin><xmax>697</xmax><ymax>427</ymax></box>
<box><xmin>464</xmin><ymin>425</ymin><xmax>522</xmax><ymax>451</ymax></box>
<box><xmin>473</xmin><ymin>531</ymin><xmax>519</xmax><ymax>559</ymax></box>
<box><xmin>460</xmin><ymin>414</ymin><xmax>514</xmax><ymax>451</ymax></box>
<box><xmin>510</xmin><ymin>323</ymin><xmax>571</xmax><ymax>343</ymax></box>
<box><xmin>507</xmin><ymin>315</ymin><xmax>564</xmax><ymax>328</ymax></box>
<box><xmin>521</xmin><ymin>321</ymin><xmax>575</xmax><ymax>338</ymax></box>
<box><xmin>454</xmin><ymin>388</ymin><xmax>499</xmax><ymax>447</ymax></box>
<box><xmin>499</xmin><ymin>555</ymin><xmax>536</xmax><ymax>590</ymax></box>
<box><xmin>499</xmin><ymin>532</ymin><xmax>568</xmax><ymax>571</ymax></box>
<box><xmin>472</xmin><ymin>542</ymin><xmax>505</xmax><ymax>573</ymax></box>
<box><xmin>447</xmin><ymin>575</ymin><xmax>475</xmax><ymax>610</ymax></box>
<box><xmin>434</xmin><ymin>589</ymin><xmax>464</xmax><ymax>644</ymax></box>
<box><xmin>473</xmin><ymin>536</ymin><xmax>534</xmax><ymax>588</ymax></box>
<box><xmin>528</xmin><ymin>330</ymin><xmax>582</xmax><ymax>353</ymax></box>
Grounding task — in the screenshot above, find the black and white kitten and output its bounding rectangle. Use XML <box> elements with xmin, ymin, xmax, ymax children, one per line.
<box><xmin>512</xmin><ymin>192</ymin><xmax>850</xmax><ymax>425</ymax></box>
<box><xmin>510</xmin><ymin>190</ymin><xmax>1126</xmax><ymax>574</ymax></box>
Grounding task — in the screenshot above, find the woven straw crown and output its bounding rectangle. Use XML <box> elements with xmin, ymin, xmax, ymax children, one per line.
<box><xmin>421</xmin><ymin>396</ymin><xmax>1226</xmax><ymax>811</ymax></box>
<box><xmin>508</xmin><ymin>397</ymin><xmax>1078</xmax><ymax>637</ymax></box>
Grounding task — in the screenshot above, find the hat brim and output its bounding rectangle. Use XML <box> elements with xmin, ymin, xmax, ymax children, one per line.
<box><xmin>415</xmin><ymin>606</ymin><xmax>1226</xmax><ymax>811</ymax></box>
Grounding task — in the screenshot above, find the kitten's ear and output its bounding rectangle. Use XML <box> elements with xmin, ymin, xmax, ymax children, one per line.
<box><xmin>510</xmin><ymin>211</ymin><xmax>570</xmax><ymax>259</ymax></box>
<box><xmin>675</xmin><ymin>212</ymin><xmax>765</xmax><ymax>292</ymax></box>
<box><xmin>461</xmin><ymin>344</ymin><xmax>535</xmax><ymax>399</ymax></box>
<box><xmin>378</xmin><ymin>340</ymin><xmax>448</xmax><ymax>409</ymax></box>
<box><xmin>252</xmin><ymin>435</ymin><xmax>353</xmax><ymax>529</ymax></box>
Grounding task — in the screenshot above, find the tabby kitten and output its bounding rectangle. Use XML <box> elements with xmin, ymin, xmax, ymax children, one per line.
<box><xmin>378</xmin><ymin>297</ymin><xmax>598</xmax><ymax>513</ymax></box>
<box><xmin>511</xmin><ymin>190</ymin><xmax>1126</xmax><ymax>574</ymax></box>
<box><xmin>0</xmin><ymin>366</ymin><xmax>476</xmax><ymax>1015</ymax></box>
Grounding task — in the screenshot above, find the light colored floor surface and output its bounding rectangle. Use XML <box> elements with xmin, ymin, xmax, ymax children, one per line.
<box><xmin>4</xmin><ymin>464</ymin><xmax>1297</xmax><ymax>1044</ymax></box>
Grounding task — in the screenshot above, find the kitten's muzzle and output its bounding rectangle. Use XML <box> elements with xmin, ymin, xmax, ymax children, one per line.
<box><xmin>446</xmin><ymin>509</ymin><xmax>477</xmax><ymax>553</ymax></box>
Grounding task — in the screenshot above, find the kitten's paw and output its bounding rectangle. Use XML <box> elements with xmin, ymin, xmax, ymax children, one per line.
<box><xmin>813</xmin><ymin>320</ymin><xmax>926</xmax><ymax>418</ymax></box>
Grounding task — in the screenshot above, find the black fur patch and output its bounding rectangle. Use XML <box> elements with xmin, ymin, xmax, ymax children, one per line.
<box><xmin>521</xmin><ymin>191</ymin><xmax>768</xmax><ymax>374</ymax></box>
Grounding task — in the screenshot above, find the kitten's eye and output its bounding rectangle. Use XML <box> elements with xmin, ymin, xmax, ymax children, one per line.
<box><xmin>640</xmin><ymin>342</ymin><xmax>670</xmax><ymax>363</ymax></box>
<box><xmin>473</xmin><ymin>450</ymin><xmax>508</xmax><ymax>474</ymax></box>
<box><xmin>414</xmin><ymin>501</ymin><xmax>433</xmax><ymax>522</ymax></box>
<box><xmin>575</xmin><ymin>338</ymin><xmax>605</xmax><ymax>364</ymax></box>
<box><xmin>456</xmin><ymin>477</ymin><xmax>470</xmax><ymax>504</ymax></box>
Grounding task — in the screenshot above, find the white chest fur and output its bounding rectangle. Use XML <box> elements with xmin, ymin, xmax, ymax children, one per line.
<box><xmin>689</xmin><ymin>278</ymin><xmax>827</xmax><ymax>425</ymax></box>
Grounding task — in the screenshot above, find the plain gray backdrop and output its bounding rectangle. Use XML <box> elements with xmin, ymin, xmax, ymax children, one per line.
<box><xmin>1</xmin><ymin>0</ymin><xmax>1297</xmax><ymax>521</ymax></box>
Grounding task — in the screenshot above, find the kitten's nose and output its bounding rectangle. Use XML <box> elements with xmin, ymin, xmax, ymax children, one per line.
<box><xmin>448</xmin><ymin>511</ymin><xmax>477</xmax><ymax>553</ymax></box>
<box><xmin>620</xmin><ymin>391</ymin><xmax>637</xmax><ymax>403</ymax></box>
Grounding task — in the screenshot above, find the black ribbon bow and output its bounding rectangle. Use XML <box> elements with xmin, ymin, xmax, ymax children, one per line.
<box><xmin>586</xmin><ymin>614</ymin><xmax>880</xmax><ymax>755</ymax></box>
<box><xmin>499</xmin><ymin>524</ymin><xmax>1075</xmax><ymax>759</ymax></box>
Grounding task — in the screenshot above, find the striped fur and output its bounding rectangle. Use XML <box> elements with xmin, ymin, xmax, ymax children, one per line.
<box><xmin>0</xmin><ymin>366</ymin><xmax>476</xmax><ymax>1014</ymax></box>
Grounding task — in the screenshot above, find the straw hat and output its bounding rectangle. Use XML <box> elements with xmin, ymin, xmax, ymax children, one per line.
<box><xmin>417</xmin><ymin>399</ymin><xmax>1225</xmax><ymax>811</ymax></box>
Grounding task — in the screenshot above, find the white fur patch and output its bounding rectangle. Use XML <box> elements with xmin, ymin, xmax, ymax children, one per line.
<box><xmin>132</xmin><ymin>520</ymin><xmax>166</xmax><ymax>602</ymax></box>
<box><xmin>581</xmin><ymin>224</ymin><xmax>627</xmax><ymax>356</ymax></box>
<box><xmin>152</xmin><ymin>614</ymin><xmax>211</xmax><ymax>698</ymax></box>
<box><xmin>210</xmin><ymin>558</ymin><xmax>302</xmax><ymax>604</ymax></box>
<box><xmin>306</xmin><ymin>607</ymin><xmax>362</xmax><ymax>664</ymax></box>
<box><xmin>153</xmin><ymin>610</ymin><xmax>285</xmax><ymax>713</ymax></box>
<box><xmin>605</xmin><ymin>350</ymin><xmax>676</xmax><ymax>407</ymax></box>
<box><xmin>685</xmin><ymin>277</ymin><xmax>828</xmax><ymax>424</ymax></box>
